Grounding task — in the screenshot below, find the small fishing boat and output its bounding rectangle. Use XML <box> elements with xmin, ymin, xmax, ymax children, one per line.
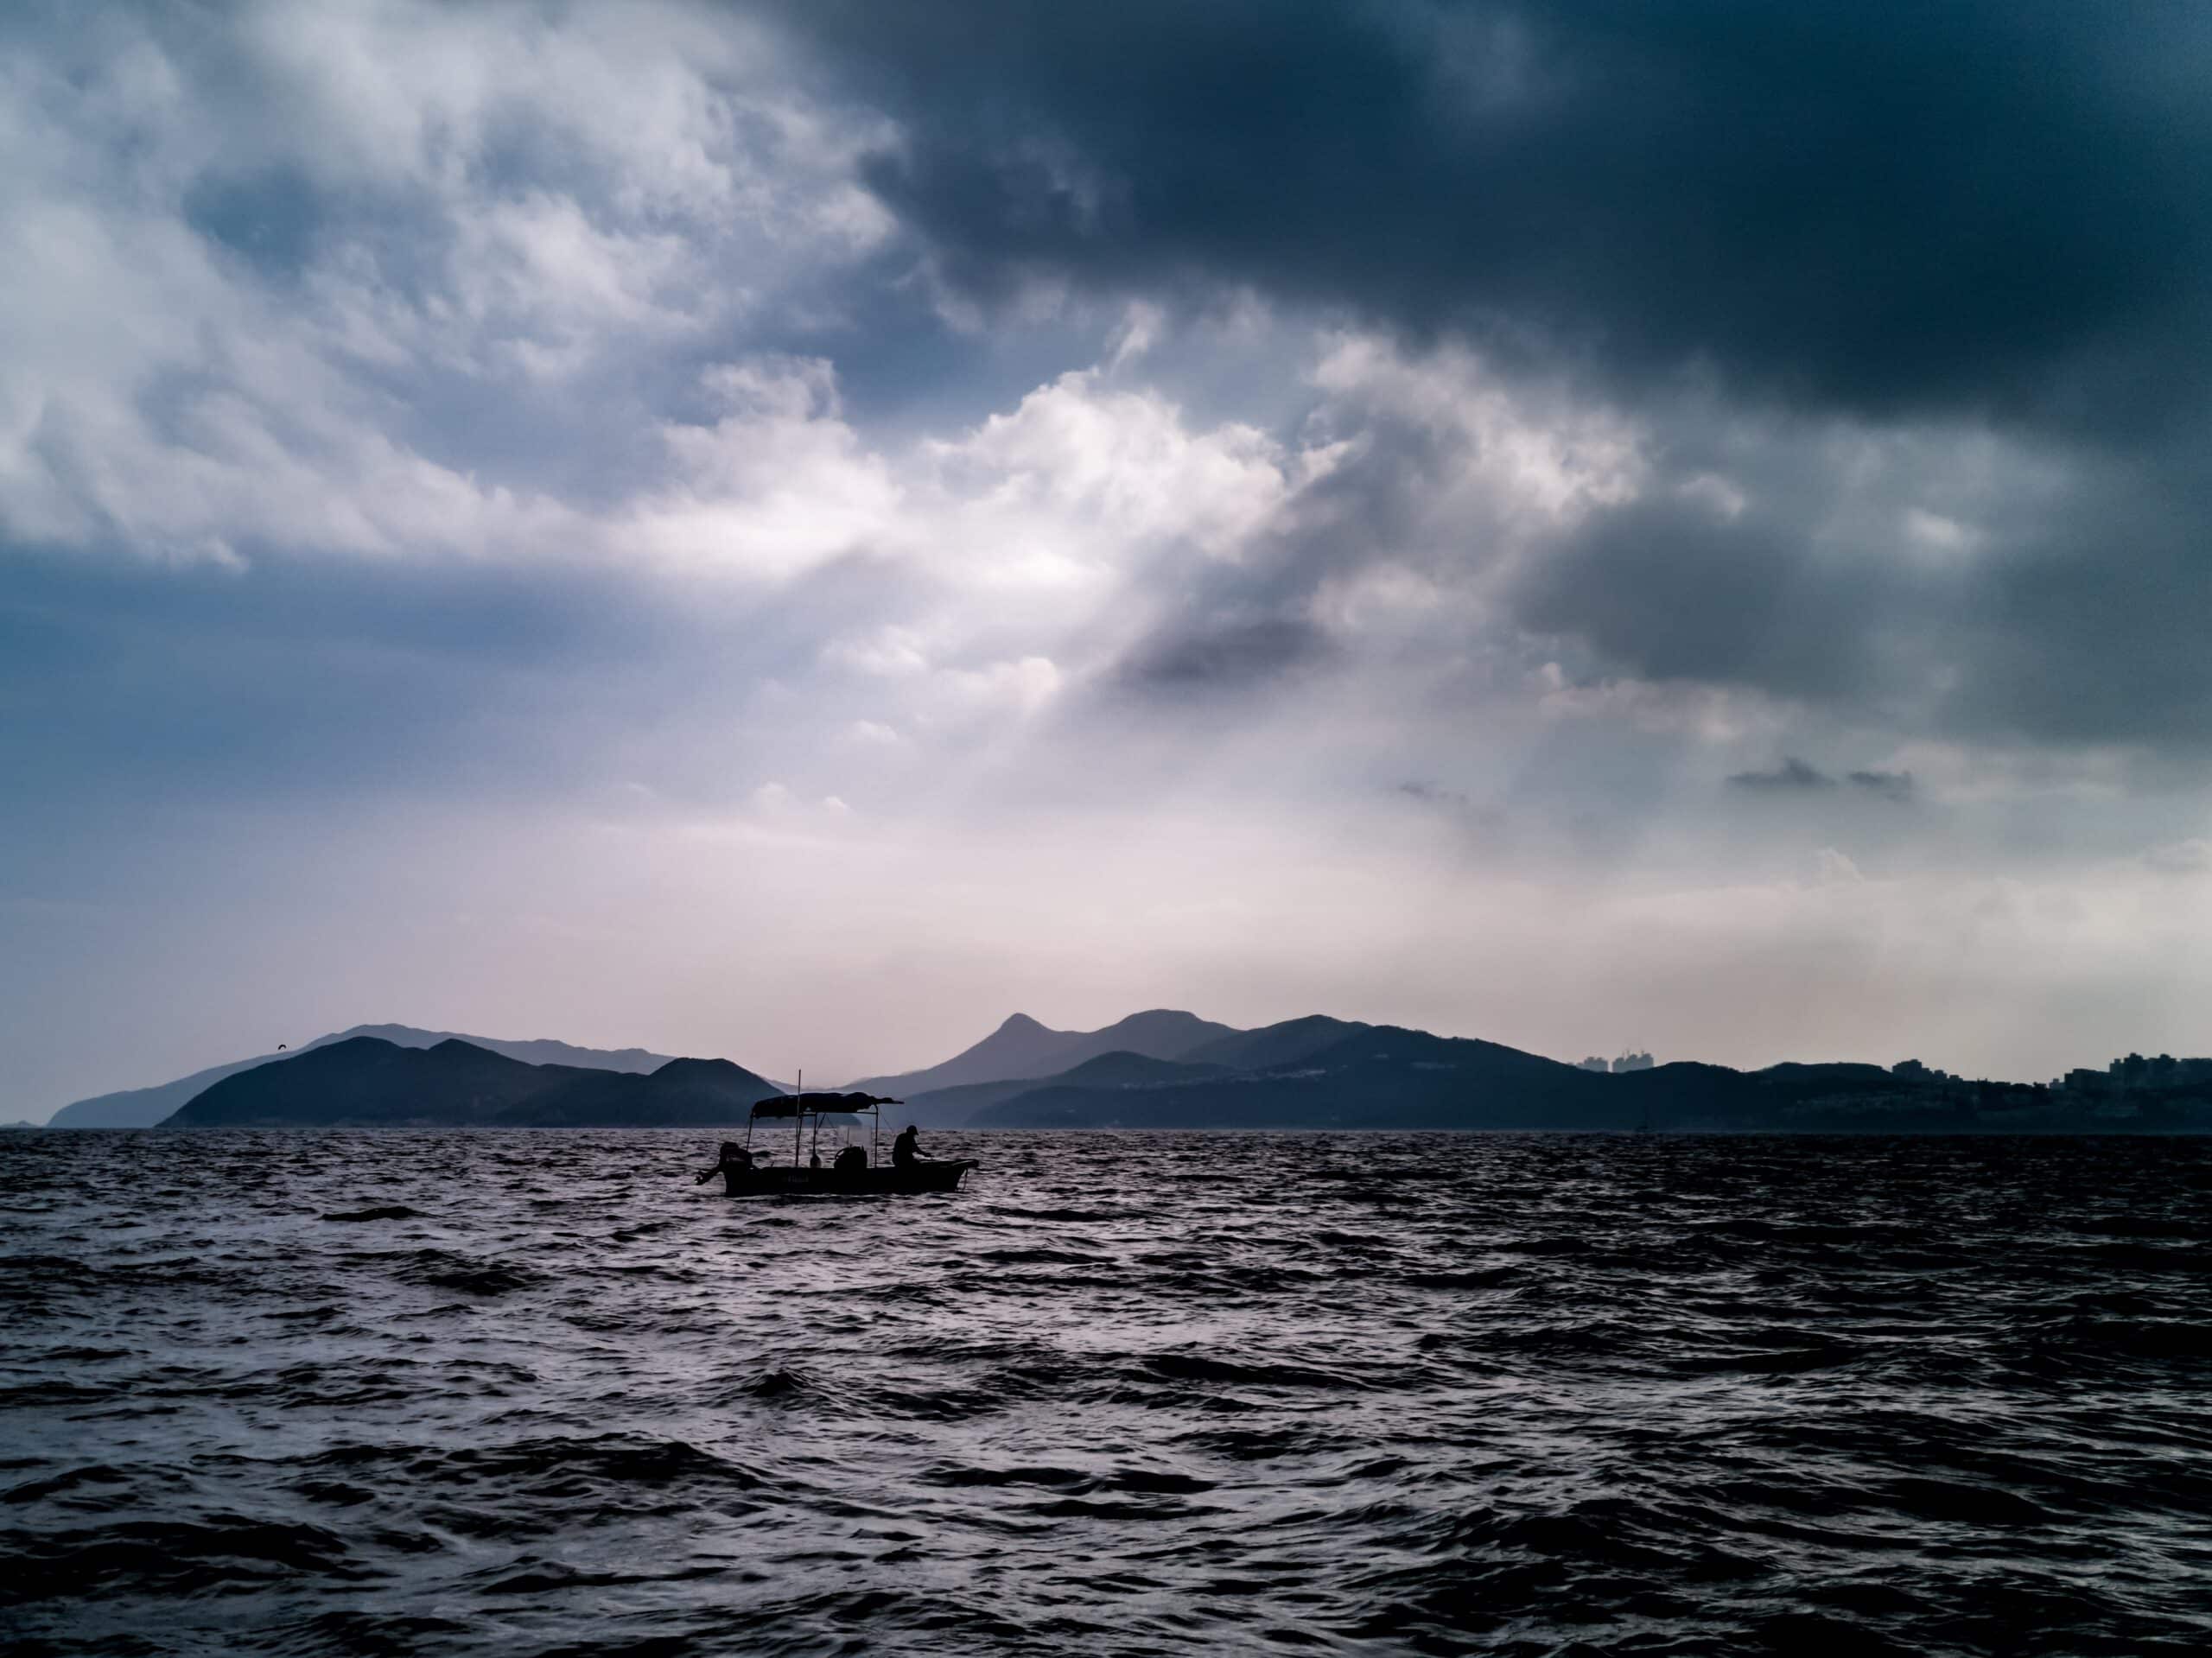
<box><xmin>695</xmin><ymin>1079</ymin><xmax>976</xmax><ymax>1197</ymax></box>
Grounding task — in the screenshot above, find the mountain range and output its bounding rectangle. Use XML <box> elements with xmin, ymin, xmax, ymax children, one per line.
<box><xmin>162</xmin><ymin>1037</ymin><xmax>781</xmax><ymax>1129</ymax></box>
<box><xmin>43</xmin><ymin>1025</ymin><xmax>682</xmax><ymax>1128</ymax></box>
<box><xmin>37</xmin><ymin>1009</ymin><xmax>2212</xmax><ymax>1134</ymax></box>
<box><xmin>847</xmin><ymin>1009</ymin><xmax>1243</xmax><ymax>1096</ymax></box>
<box><xmin>904</xmin><ymin>1021</ymin><xmax>2212</xmax><ymax>1134</ymax></box>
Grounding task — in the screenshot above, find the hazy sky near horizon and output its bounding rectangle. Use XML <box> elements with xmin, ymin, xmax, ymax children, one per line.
<box><xmin>8</xmin><ymin>1</ymin><xmax>2212</xmax><ymax>1115</ymax></box>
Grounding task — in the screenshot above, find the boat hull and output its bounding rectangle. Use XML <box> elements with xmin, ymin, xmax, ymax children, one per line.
<box><xmin>719</xmin><ymin>1159</ymin><xmax>975</xmax><ymax>1197</ymax></box>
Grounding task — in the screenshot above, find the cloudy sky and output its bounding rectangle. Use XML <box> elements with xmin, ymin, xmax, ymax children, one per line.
<box><xmin>8</xmin><ymin>0</ymin><xmax>2212</xmax><ymax>1114</ymax></box>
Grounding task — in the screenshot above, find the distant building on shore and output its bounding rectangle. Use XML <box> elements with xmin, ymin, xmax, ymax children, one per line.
<box><xmin>2052</xmin><ymin>1053</ymin><xmax>2212</xmax><ymax>1093</ymax></box>
<box><xmin>1576</xmin><ymin>1052</ymin><xmax>1656</xmax><ymax>1073</ymax></box>
<box><xmin>1891</xmin><ymin>1058</ymin><xmax>1954</xmax><ymax>1083</ymax></box>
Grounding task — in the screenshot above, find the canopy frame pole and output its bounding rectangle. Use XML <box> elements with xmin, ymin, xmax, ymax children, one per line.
<box><xmin>794</xmin><ymin>1069</ymin><xmax>804</xmax><ymax>1167</ymax></box>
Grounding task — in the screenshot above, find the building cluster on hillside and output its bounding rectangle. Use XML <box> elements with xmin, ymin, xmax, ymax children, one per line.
<box><xmin>2050</xmin><ymin>1053</ymin><xmax>2212</xmax><ymax>1094</ymax></box>
<box><xmin>1551</xmin><ymin>1049</ymin><xmax>2212</xmax><ymax>1095</ymax></box>
<box><xmin>1578</xmin><ymin>1052</ymin><xmax>1656</xmax><ymax>1074</ymax></box>
<box><xmin>1891</xmin><ymin>1053</ymin><xmax>2212</xmax><ymax>1097</ymax></box>
<box><xmin>1889</xmin><ymin>1058</ymin><xmax>1955</xmax><ymax>1083</ymax></box>
<box><xmin>1882</xmin><ymin>1059</ymin><xmax>2039</xmax><ymax>1107</ymax></box>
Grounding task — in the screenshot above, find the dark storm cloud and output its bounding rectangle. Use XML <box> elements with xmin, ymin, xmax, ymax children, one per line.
<box><xmin>1726</xmin><ymin>760</ymin><xmax>1918</xmax><ymax>800</ymax></box>
<box><xmin>1728</xmin><ymin>758</ymin><xmax>1834</xmax><ymax>791</ymax></box>
<box><xmin>1515</xmin><ymin>492</ymin><xmax>1897</xmax><ymax>704</ymax></box>
<box><xmin>1726</xmin><ymin>760</ymin><xmax>1916</xmax><ymax>800</ymax></box>
<box><xmin>759</xmin><ymin>0</ymin><xmax>2212</xmax><ymax>759</ymax></box>
<box><xmin>1118</xmin><ymin>615</ymin><xmax>1333</xmax><ymax>696</ymax></box>
<box><xmin>1509</xmin><ymin>416</ymin><xmax>2212</xmax><ymax>752</ymax></box>
<box><xmin>771</xmin><ymin>0</ymin><xmax>2212</xmax><ymax>430</ymax></box>
<box><xmin>1938</xmin><ymin>461</ymin><xmax>2212</xmax><ymax>746</ymax></box>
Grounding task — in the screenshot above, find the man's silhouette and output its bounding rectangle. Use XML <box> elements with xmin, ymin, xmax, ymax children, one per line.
<box><xmin>892</xmin><ymin>1124</ymin><xmax>926</xmax><ymax>1168</ymax></box>
<box><xmin>696</xmin><ymin>1141</ymin><xmax>755</xmax><ymax>1184</ymax></box>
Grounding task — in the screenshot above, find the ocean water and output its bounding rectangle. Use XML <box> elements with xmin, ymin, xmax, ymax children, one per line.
<box><xmin>3</xmin><ymin>1130</ymin><xmax>2210</xmax><ymax>1657</ymax></box>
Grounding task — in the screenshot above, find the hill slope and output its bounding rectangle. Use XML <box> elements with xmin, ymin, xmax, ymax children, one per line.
<box><xmin>902</xmin><ymin>1050</ymin><xmax>1229</xmax><ymax>1127</ymax></box>
<box><xmin>972</xmin><ymin>1025</ymin><xmax>1620</xmax><ymax>1129</ymax></box>
<box><xmin>1179</xmin><ymin>1014</ymin><xmax>1371</xmax><ymax>1070</ymax></box>
<box><xmin>159</xmin><ymin>1039</ymin><xmax>781</xmax><ymax>1129</ymax></box>
<box><xmin>850</xmin><ymin>1009</ymin><xmax>1239</xmax><ymax>1096</ymax></box>
<box><xmin>507</xmin><ymin>1056</ymin><xmax>783</xmax><ymax>1127</ymax></box>
<box><xmin>967</xmin><ymin>1032</ymin><xmax>2212</xmax><ymax>1134</ymax></box>
<box><xmin>162</xmin><ymin>1039</ymin><xmax>574</xmax><ymax>1128</ymax></box>
<box><xmin>47</xmin><ymin>1024</ymin><xmax>678</xmax><ymax>1128</ymax></box>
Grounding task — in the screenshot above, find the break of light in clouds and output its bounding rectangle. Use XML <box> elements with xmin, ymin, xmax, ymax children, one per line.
<box><xmin>7</xmin><ymin>0</ymin><xmax>2212</xmax><ymax>1114</ymax></box>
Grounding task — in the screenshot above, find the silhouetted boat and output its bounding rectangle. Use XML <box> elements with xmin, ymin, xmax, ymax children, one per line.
<box><xmin>695</xmin><ymin>1079</ymin><xmax>976</xmax><ymax>1197</ymax></box>
<box><xmin>712</xmin><ymin>1156</ymin><xmax>975</xmax><ymax>1197</ymax></box>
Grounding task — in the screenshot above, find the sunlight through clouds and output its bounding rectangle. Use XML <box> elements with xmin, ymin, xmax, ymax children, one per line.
<box><xmin>9</xmin><ymin>0</ymin><xmax>2212</xmax><ymax>1107</ymax></box>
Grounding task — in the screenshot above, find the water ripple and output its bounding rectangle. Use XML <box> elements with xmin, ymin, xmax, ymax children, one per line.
<box><xmin>2</xmin><ymin>1129</ymin><xmax>2209</xmax><ymax>1655</ymax></box>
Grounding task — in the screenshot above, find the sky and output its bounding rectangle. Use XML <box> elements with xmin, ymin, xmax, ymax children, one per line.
<box><xmin>7</xmin><ymin>0</ymin><xmax>2212</xmax><ymax>1116</ymax></box>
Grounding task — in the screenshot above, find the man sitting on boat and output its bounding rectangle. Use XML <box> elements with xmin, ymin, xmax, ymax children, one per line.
<box><xmin>693</xmin><ymin>1097</ymin><xmax>973</xmax><ymax>1196</ymax></box>
<box><xmin>696</xmin><ymin>1141</ymin><xmax>757</xmax><ymax>1184</ymax></box>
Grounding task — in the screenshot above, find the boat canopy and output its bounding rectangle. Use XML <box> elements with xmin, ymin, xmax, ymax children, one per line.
<box><xmin>750</xmin><ymin>1090</ymin><xmax>900</xmax><ymax>1118</ymax></box>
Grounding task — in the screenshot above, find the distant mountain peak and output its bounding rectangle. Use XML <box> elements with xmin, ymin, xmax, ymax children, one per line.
<box><xmin>848</xmin><ymin>1007</ymin><xmax>1240</xmax><ymax>1097</ymax></box>
<box><xmin>1106</xmin><ymin>1008</ymin><xmax>1211</xmax><ymax>1031</ymax></box>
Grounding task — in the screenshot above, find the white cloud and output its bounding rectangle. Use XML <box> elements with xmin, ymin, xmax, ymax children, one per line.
<box><xmin>1309</xmin><ymin>332</ymin><xmax>1645</xmax><ymax>530</ymax></box>
<box><xmin>0</xmin><ymin>0</ymin><xmax>887</xmax><ymax>565</ymax></box>
<box><xmin>925</xmin><ymin>369</ymin><xmax>1293</xmax><ymax>574</ymax></box>
<box><xmin>938</xmin><ymin>655</ymin><xmax>1063</xmax><ymax>715</ymax></box>
<box><xmin>626</xmin><ymin>357</ymin><xmax>902</xmax><ymax>579</ymax></box>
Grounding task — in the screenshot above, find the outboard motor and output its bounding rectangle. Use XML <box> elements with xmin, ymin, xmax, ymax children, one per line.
<box><xmin>832</xmin><ymin>1145</ymin><xmax>868</xmax><ymax>1177</ymax></box>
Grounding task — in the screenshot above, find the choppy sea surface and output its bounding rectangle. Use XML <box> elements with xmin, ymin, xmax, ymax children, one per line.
<box><xmin>4</xmin><ymin>1130</ymin><xmax>2211</xmax><ymax>1657</ymax></box>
